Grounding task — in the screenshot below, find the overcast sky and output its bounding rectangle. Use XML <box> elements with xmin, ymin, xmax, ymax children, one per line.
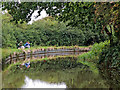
<box><xmin>28</xmin><ymin>9</ymin><xmax>48</xmax><ymax>24</ymax></box>
<box><xmin>2</xmin><ymin>9</ymin><xmax>48</xmax><ymax>24</ymax></box>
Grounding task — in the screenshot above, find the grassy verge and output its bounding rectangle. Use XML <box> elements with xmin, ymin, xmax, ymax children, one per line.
<box><xmin>2</xmin><ymin>48</ymin><xmax>23</xmax><ymax>60</ymax></box>
<box><xmin>77</xmin><ymin>41</ymin><xmax>110</xmax><ymax>74</ymax></box>
<box><xmin>78</xmin><ymin>41</ymin><xmax>109</xmax><ymax>63</ymax></box>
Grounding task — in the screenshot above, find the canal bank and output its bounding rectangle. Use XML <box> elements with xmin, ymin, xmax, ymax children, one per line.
<box><xmin>2</xmin><ymin>41</ymin><xmax>120</xmax><ymax>88</ymax></box>
<box><xmin>2</xmin><ymin>46</ymin><xmax>91</xmax><ymax>71</ymax></box>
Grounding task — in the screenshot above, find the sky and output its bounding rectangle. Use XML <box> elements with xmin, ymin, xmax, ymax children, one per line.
<box><xmin>28</xmin><ymin>9</ymin><xmax>48</xmax><ymax>24</ymax></box>
<box><xmin>2</xmin><ymin>9</ymin><xmax>48</xmax><ymax>24</ymax></box>
<box><xmin>18</xmin><ymin>0</ymin><xmax>49</xmax><ymax>24</ymax></box>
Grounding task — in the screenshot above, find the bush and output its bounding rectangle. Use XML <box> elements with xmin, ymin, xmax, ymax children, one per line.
<box><xmin>78</xmin><ymin>41</ymin><xmax>110</xmax><ymax>63</ymax></box>
<box><xmin>2</xmin><ymin>13</ymin><xmax>108</xmax><ymax>48</ymax></box>
<box><xmin>98</xmin><ymin>42</ymin><xmax>120</xmax><ymax>88</ymax></box>
<box><xmin>98</xmin><ymin>42</ymin><xmax>120</xmax><ymax>70</ymax></box>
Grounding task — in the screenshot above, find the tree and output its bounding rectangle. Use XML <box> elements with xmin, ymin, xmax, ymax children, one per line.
<box><xmin>94</xmin><ymin>2</ymin><xmax>120</xmax><ymax>46</ymax></box>
<box><xmin>2</xmin><ymin>2</ymin><xmax>94</xmax><ymax>26</ymax></box>
<box><xmin>3</xmin><ymin>2</ymin><xmax>119</xmax><ymax>46</ymax></box>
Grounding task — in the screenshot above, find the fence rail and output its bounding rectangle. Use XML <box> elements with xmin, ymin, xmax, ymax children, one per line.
<box><xmin>4</xmin><ymin>47</ymin><xmax>90</xmax><ymax>64</ymax></box>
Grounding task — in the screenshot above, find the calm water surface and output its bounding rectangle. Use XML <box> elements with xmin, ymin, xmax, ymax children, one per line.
<box><xmin>21</xmin><ymin>76</ymin><xmax>66</xmax><ymax>88</ymax></box>
<box><xmin>3</xmin><ymin>66</ymin><xmax>110</xmax><ymax>88</ymax></box>
<box><xmin>2</xmin><ymin>52</ymin><xmax>120</xmax><ymax>88</ymax></box>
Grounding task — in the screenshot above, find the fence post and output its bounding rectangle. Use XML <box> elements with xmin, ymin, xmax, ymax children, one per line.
<box><xmin>23</xmin><ymin>52</ymin><xmax>26</xmax><ymax>61</ymax></box>
<box><xmin>30</xmin><ymin>50</ymin><xmax>33</xmax><ymax>59</ymax></box>
<box><xmin>16</xmin><ymin>52</ymin><xmax>19</xmax><ymax>62</ymax></box>
<box><xmin>10</xmin><ymin>54</ymin><xmax>12</xmax><ymax>64</ymax></box>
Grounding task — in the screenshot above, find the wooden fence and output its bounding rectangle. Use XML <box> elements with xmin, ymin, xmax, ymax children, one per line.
<box><xmin>4</xmin><ymin>47</ymin><xmax>90</xmax><ymax>65</ymax></box>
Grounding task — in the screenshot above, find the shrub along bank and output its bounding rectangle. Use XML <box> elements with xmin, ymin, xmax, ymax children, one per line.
<box><xmin>99</xmin><ymin>42</ymin><xmax>120</xmax><ymax>71</ymax></box>
<box><xmin>78</xmin><ymin>41</ymin><xmax>110</xmax><ymax>63</ymax></box>
<box><xmin>2</xmin><ymin>14</ymin><xmax>108</xmax><ymax>48</ymax></box>
<box><xmin>77</xmin><ymin>40</ymin><xmax>120</xmax><ymax>88</ymax></box>
<box><xmin>98</xmin><ymin>42</ymin><xmax>120</xmax><ymax>88</ymax></box>
<box><xmin>77</xmin><ymin>41</ymin><xmax>110</xmax><ymax>74</ymax></box>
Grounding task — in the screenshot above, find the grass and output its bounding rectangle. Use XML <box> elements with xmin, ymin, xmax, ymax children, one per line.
<box><xmin>2</xmin><ymin>48</ymin><xmax>22</xmax><ymax>60</ymax></box>
<box><xmin>78</xmin><ymin>60</ymin><xmax>99</xmax><ymax>74</ymax></box>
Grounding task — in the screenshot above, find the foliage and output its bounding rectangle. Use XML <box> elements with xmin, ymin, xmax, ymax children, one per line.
<box><xmin>2</xmin><ymin>2</ymin><xmax>94</xmax><ymax>25</ymax></box>
<box><xmin>2</xmin><ymin>2</ymin><xmax>119</xmax><ymax>45</ymax></box>
<box><xmin>94</xmin><ymin>2</ymin><xmax>120</xmax><ymax>45</ymax></box>
<box><xmin>99</xmin><ymin>42</ymin><xmax>120</xmax><ymax>70</ymax></box>
<box><xmin>94</xmin><ymin>3</ymin><xmax>120</xmax><ymax>86</ymax></box>
<box><xmin>98</xmin><ymin>42</ymin><xmax>120</xmax><ymax>88</ymax></box>
<box><xmin>2</xmin><ymin>48</ymin><xmax>22</xmax><ymax>60</ymax></box>
<box><xmin>2</xmin><ymin>13</ymin><xmax>108</xmax><ymax>48</ymax></box>
<box><xmin>2</xmin><ymin>48</ymin><xmax>23</xmax><ymax>71</ymax></box>
<box><xmin>77</xmin><ymin>41</ymin><xmax>110</xmax><ymax>75</ymax></box>
<box><xmin>78</xmin><ymin>41</ymin><xmax>110</xmax><ymax>63</ymax></box>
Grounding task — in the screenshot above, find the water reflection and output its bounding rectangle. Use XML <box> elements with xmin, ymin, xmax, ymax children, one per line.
<box><xmin>22</xmin><ymin>76</ymin><xmax>66</xmax><ymax>88</ymax></box>
<box><xmin>3</xmin><ymin>57</ymin><xmax>113</xmax><ymax>88</ymax></box>
<box><xmin>27</xmin><ymin>52</ymin><xmax>84</xmax><ymax>61</ymax></box>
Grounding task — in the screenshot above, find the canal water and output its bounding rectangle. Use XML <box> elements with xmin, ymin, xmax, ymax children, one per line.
<box><xmin>2</xmin><ymin>52</ymin><xmax>120</xmax><ymax>88</ymax></box>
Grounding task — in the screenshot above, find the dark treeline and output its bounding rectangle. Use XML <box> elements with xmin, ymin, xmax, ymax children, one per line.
<box><xmin>2</xmin><ymin>14</ymin><xmax>108</xmax><ymax>48</ymax></box>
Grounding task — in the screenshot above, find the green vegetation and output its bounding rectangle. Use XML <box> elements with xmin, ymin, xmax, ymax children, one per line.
<box><xmin>2</xmin><ymin>2</ymin><xmax>120</xmax><ymax>88</ymax></box>
<box><xmin>2</xmin><ymin>13</ymin><xmax>108</xmax><ymax>48</ymax></box>
<box><xmin>77</xmin><ymin>41</ymin><xmax>110</xmax><ymax>74</ymax></box>
<box><xmin>99</xmin><ymin>42</ymin><xmax>120</xmax><ymax>69</ymax></box>
<box><xmin>2</xmin><ymin>48</ymin><xmax>22</xmax><ymax>60</ymax></box>
<box><xmin>78</xmin><ymin>41</ymin><xmax>110</xmax><ymax>63</ymax></box>
<box><xmin>99</xmin><ymin>42</ymin><xmax>120</xmax><ymax>74</ymax></box>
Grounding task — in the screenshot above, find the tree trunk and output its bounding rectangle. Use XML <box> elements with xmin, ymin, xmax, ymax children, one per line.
<box><xmin>104</xmin><ymin>26</ymin><xmax>113</xmax><ymax>47</ymax></box>
<box><xmin>109</xmin><ymin>35</ymin><xmax>113</xmax><ymax>47</ymax></box>
<box><xmin>109</xmin><ymin>25</ymin><xmax>113</xmax><ymax>47</ymax></box>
